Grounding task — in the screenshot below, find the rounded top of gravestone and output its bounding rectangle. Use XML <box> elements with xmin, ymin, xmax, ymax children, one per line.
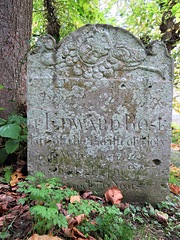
<box><xmin>30</xmin><ymin>24</ymin><xmax>173</xmax><ymax>80</ymax></box>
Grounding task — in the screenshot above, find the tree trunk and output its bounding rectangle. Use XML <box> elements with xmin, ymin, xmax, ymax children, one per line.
<box><xmin>0</xmin><ymin>0</ymin><xmax>33</xmax><ymax>118</ymax></box>
<box><xmin>160</xmin><ymin>1</ymin><xmax>180</xmax><ymax>54</ymax></box>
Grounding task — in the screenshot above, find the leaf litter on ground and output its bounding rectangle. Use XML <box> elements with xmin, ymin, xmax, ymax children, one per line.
<box><xmin>0</xmin><ymin>165</ymin><xmax>179</xmax><ymax>239</ymax></box>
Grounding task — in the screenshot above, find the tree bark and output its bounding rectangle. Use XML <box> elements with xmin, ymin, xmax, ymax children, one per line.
<box><xmin>0</xmin><ymin>0</ymin><xmax>33</xmax><ymax>118</ymax></box>
<box><xmin>160</xmin><ymin>0</ymin><xmax>180</xmax><ymax>53</ymax></box>
<box><xmin>44</xmin><ymin>0</ymin><xmax>61</xmax><ymax>42</ymax></box>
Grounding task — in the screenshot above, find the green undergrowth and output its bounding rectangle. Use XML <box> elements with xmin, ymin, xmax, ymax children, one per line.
<box><xmin>0</xmin><ymin>115</ymin><xmax>27</xmax><ymax>166</ymax></box>
<box><xmin>172</xmin><ymin>122</ymin><xmax>180</xmax><ymax>144</ymax></box>
<box><xmin>169</xmin><ymin>172</ymin><xmax>180</xmax><ymax>187</ymax></box>
<box><xmin>13</xmin><ymin>172</ymin><xmax>180</xmax><ymax>239</ymax></box>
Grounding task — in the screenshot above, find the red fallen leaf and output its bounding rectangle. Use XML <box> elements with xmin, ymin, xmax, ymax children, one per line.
<box><xmin>0</xmin><ymin>202</ymin><xmax>9</xmax><ymax>212</ymax></box>
<box><xmin>81</xmin><ymin>191</ymin><xmax>93</xmax><ymax>199</ymax></box>
<box><xmin>119</xmin><ymin>203</ymin><xmax>129</xmax><ymax>211</ymax></box>
<box><xmin>11</xmin><ymin>203</ymin><xmax>29</xmax><ymax>216</ymax></box>
<box><xmin>81</xmin><ymin>191</ymin><xmax>105</xmax><ymax>203</ymax></box>
<box><xmin>70</xmin><ymin>195</ymin><xmax>81</xmax><ymax>203</ymax></box>
<box><xmin>56</xmin><ymin>203</ymin><xmax>62</xmax><ymax>210</ymax></box>
<box><xmin>65</xmin><ymin>196</ymin><xmax>70</xmax><ymax>201</ymax></box>
<box><xmin>0</xmin><ymin>213</ymin><xmax>17</xmax><ymax>226</ymax></box>
<box><xmin>104</xmin><ymin>186</ymin><xmax>123</xmax><ymax>205</ymax></box>
<box><xmin>21</xmin><ymin>210</ymin><xmax>31</xmax><ymax>219</ymax></box>
<box><xmin>0</xmin><ymin>194</ymin><xmax>13</xmax><ymax>202</ymax></box>
<box><xmin>88</xmin><ymin>195</ymin><xmax>105</xmax><ymax>203</ymax></box>
<box><xmin>171</xmin><ymin>144</ymin><xmax>176</xmax><ymax>147</ymax></box>
<box><xmin>0</xmin><ymin>184</ymin><xmax>10</xmax><ymax>190</ymax></box>
<box><xmin>169</xmin><ymin>183</ymin><xmax>180</xmax><ymax>195</ymax></box>
<box><xmin>17</xmin><ymin>159</ymin><xmax>26</xmax><ymax>167</ymax></box>
<box><xmin>16</xmin><ymin>194</ymin><xmax>27</xmax><ymax>202</ymax></box>
<box><xmin>5</xmin><ymin>191</ymin><xmax>18</xmax><ymax>197</ymax></box>
<box><xmin>11</xmin><ymin>205</ymin><xmax>22</xmax><ymax>211</ymax></box>
<box><xmin>34</xmin><ymin>200</ymin><xmax>44</xmax><ymax>206</ymax></box>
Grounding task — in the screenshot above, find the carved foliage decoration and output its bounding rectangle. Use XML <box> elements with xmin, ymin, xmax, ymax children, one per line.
<box><xmin>30</xmin><ymin>24</ymin><xmax>173</xmax><ymax>80</ymax></box>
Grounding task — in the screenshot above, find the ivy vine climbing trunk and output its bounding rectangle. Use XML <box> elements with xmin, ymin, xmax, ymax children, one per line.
<box><xmin>0</xmin><ymin>0</ymin><xmax>33</xmax><ymax>118</ymax></box>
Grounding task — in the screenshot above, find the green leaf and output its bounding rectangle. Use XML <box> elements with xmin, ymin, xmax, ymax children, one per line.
<box><xmin>0</xmin><ymin>118</ymin><xmax>7</xmax><ymax>126</ymax></box>
<box><xmin>18</xmin><ymin>197</ymin><xmax>26</xmax><ymax>205</ymax></box>
<box><xmin>124</xmin><ymin>207</ymin><xmax>131</xmax><ymax>215</ymax></box>
<box><xmin>35</xmin><ymin>172</ymin><xmax>46</xmax><ymax>179</ymax></box>
<box><xmin>143</xmin><ymin>207</ymin><xmax>148</xmax><ymax>212</ymax></box>
<box><xmin>150</xmin><ymin>207</ymin><xmax>156</xmax><ymax>215</ymax></box>
<box><xmin>0</xmin><ymin>177</ymin><xmax>7</xmax><ymax>183</ymax></box>
<box><xmin>4</xmin><ymin>167</ymin><xmax>13</xmax><ymax>183</ymax></box>
<box><xmin>0</xmin><ymin>148</ymin><xmax>8</xmax><ymax>165</ymax></box>
<box><xmin>0</xmin><ymin>233</ymin><xmax>11</xmax><ymax>239</ymax></box>
<box><xmin>23</xmin><ymin>128</ymin><xmax>28</xmax><ymax>134</ymax></box>
<box><xmin>20</xmin><ymin>135</ymin><xmax>27</xmax><ymax>142</ymax></box>
<box><xmin>5</xmin><ymin>139</ymin><xmax>20</xmax><ymax>154</ymax></box>
<box><xmin>136</xmin><ymin>206</ymin><xmax>141</xmax><ymax>212</ymax></box>
<box><xmin>90</xmin><ymin>223</ymin><xmax>97</xmax><ymax>231</ymax></box>
<box><xmin>0</xmin><ymin>123</ymin><xmax>21</xmax><ymax>139</ymax></box>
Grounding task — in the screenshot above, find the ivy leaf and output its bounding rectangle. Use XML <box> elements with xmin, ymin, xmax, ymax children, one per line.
<box><xmin>0</xmin><ymin>123</ymin><xmax>21</xmax><ymax>139</ymax></box>
<box><xmin>123</xmin><ymin>207</ymin><xmax>131</xmax><ymax>215</ymax></box>
<box><xmin>5</xmin><ymin>139</ymin><xmax>20</xmax><ymax>154</ymax></box>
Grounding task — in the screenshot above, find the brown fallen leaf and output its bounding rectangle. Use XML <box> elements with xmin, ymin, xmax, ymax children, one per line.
<box><xmin>169</xmin><ymin>183</ymin><xmax>180</xmax><ymax>195</ymax></box>
<box><xmin>62</xmin><ymin>226</ymin><xmax>85</xmax><ymax>239</ymax></box>
<box><xmin>10</xmin><ymin>170</ymin><xmax>26</xmax><ymax>187</ymax></box>
<box><xmin>154</xmin><ymin>210</ymin><xmax>168</xmax><ymax>226</ymax></box>
<box><xmin>28</xmin><ymin>234</ymin><xmax>63</xmax><ymax>240</ymax></box>
<box><xmin>156</xmin><ymin>210</ymin><xmax>168</xmax><ymax>220</ymax></box>
<box><xmin>104</xmin><ymin>186</ymin><xmax>123</xmax><ymax>205</ymax></box>
<box><xmin>70</xmin><ymin>195</ymin><xmax>81</xmax><ymax>203</ymax></box>
<box><xmin>87</xmin><ymin>237</ymin><xmax>96</xmax><ymax>240</ymax></box>
<box><xmin>67</xmin><ymin>214</ymin><xmax>86</xmax><ymax>228</ymax></box>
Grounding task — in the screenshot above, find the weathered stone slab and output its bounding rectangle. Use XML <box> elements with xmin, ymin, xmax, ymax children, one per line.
<box><xmin>27</xmin><ymin>24</ymin><xmax>174</xmax><ymax>203</ymax></box>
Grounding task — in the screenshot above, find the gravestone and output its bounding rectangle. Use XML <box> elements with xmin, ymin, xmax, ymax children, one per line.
<box><xmin>27</xmin><ymin>24</ymin><xmax>173</xmax><ymax>203</ymax></box>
